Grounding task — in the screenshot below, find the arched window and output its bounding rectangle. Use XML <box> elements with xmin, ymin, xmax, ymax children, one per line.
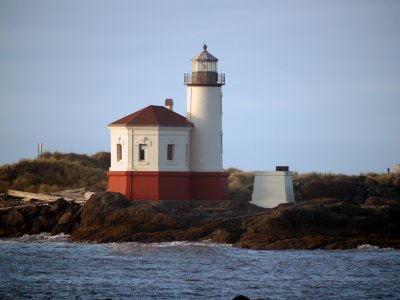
<box><xmin>116</xmin><ymin>144</ymin><xmax>122</xmax><ymax>161</ymax></box>
<box><xmin>167</xmin><ymin>144</ymin><xmax>175</xmax><ymax>161</ymax></box>
<box><xmin>139</xmin><ymin>144</ymin><xmax>147</xmax><ymax>161</ymax></box>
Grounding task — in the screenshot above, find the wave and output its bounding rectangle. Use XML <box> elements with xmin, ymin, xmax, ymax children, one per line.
<box><xmin>357</xmin><ymin>244</ymin><xmax>395</xmax><ymax>251</ymax></box>
<box><xmin>108</xmin><ymin>240</ymin><xmax>233</xmax><ymax>250</ymax></box>
<box><xmin>148</xmin><ymin>240</ymin><xmax>233</xmax><ymax>247</ymax></box>
<box><xmin>3</xmin><ymin>232</ymin><xmax>70</xmax><ymax>243</ymax></box>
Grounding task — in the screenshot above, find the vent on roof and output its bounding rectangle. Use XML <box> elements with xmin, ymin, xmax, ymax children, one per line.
<box><xmin>165</xmin><ymin>99</ymin><xmax>174</xmax><ymax>111</ymax></box>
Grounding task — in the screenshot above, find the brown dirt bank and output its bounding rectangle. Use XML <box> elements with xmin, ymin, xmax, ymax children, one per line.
<box><xmin>69</xmin><ymin>192</ymin><xmax>400</xmax><ymax>250</ymax></box>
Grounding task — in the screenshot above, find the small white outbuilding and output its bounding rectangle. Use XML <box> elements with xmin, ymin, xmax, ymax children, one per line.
<box><xmin>250</xmin><ymin>167</ymin><xmax>295</xmax><ymax>208</ymax></box>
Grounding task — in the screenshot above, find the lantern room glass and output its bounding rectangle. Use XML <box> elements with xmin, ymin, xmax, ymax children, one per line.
<box><xmin>192</xmin><ymin>60</ymin><xmax>217</xmax><ymax>72</ymax></box>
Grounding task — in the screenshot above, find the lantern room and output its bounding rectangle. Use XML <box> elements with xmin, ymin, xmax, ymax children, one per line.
<box><xmin>184</xmin><ymin>44</ymin><xmax>225</xmax><ymax>86</ymax></box>
<box><xmin>191</xmin><ymin>44</ymin><xmax>218</xmax><ymax>72</ymax></box>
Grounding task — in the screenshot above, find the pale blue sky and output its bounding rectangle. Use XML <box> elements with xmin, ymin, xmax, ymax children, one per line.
<box><xmin>1</xmin><ymin>0</ymin><xmax>399</xmax><ymax>174</ymax></box>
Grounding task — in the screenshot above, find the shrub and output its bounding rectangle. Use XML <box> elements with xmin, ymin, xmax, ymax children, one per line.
<box><xmin>226</xmin><ymin>168</ymin><xmax>255</xmax><ymax>202</ymax></box>
<box><xmin>0</xmin><ymin>152</ymin><xmax>110</xmax><ymax>193</ymax></box>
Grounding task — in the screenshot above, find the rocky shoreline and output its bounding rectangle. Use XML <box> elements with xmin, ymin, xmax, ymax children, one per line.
<box><xmin>0</xmin><ymin>197</ymin><xmax>81</xmax><ymax>237</ymax></box>
<box><xmin>1</xmin><ymin>191</ymin><xmax>399</xmax><ymax>250</ymax></box>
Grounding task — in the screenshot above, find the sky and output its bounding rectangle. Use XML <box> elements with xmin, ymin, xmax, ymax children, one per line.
<box><xmin>0</xmin><ymin>0</ymin><xmax>399</xmax><ymax>174</ymax></box>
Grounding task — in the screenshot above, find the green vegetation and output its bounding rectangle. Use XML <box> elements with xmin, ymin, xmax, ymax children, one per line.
<box><xmin>292</xmin><ymin>171</ymin><xmax>398</xmax><ymax>186</ymax></box>
<box><xmin>226</xmin><ymin>168</ymin><xmax>255</xmax><ymax>201</ymax></box>
<box><xmin>0</xmin><ymin>153</ymin><xmax>398</xmax><ymax>201</ymax></box>
<box><xmin>0</xmin><ymin>152</ymin><xmax>110</xmax><ymax>193</ymax></box>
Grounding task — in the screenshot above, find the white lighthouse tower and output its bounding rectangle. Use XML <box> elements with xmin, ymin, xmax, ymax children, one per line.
<box><xmin>184</xmin><ymin>45</ymin><xmax>228</xmax><ymax>200</ymax></box>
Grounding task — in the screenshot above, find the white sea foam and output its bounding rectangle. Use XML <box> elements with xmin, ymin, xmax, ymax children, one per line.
<box><xmin>148</xmin><ymin>240</ymin><xmax>232</xmax><ymax>247</ymax></box>
<box><xmin>108</xmin><ymin>240</ymin><xmax>233</xmax><ymax>251</ymax></box>
<box><xmin>357</xmin><ymin>244</ymin><xmax>380</xmax><ymax>250</ymax></box>
<box><xmin>6</xmin><ymin>232</ymin><xmax>70</xmax><ymax>243</ymax></box>
<box><xmin>44</xmin><ymin>233</ymin><xmax>70</xmax><ymax>241</ymax></box>
<box><xmin>357</xmin><ymin>244</ymin><xmax>394</xmax><ymax>250</ymax></box>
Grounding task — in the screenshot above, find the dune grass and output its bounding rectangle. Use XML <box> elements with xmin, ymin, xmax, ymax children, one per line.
<box><xmin>226</xmin><ymin>168</ymin><xmax>255</xmax><ymax>201</ymax></box>
<box><xmin>0</xmin><ymin>152</ymin><xmax>110</xmax><ymax>193</ymax></box>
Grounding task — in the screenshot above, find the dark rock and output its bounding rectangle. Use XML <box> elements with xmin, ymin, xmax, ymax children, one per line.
<box><xmin>364</xmin><ymin>197</ymin><xmax>399</xmax><ymax>206</ymax></box>
<box><xmin>70</xmin><ymin>192</ymin><xmax>264</xmax><ymax>243</ymax></box>
<box><xmin>49</xmin><ymin>198</ymin><xmax>69</xmax><ymax>213</ymax></box>
<box><xmin>1</xmin><ymin>208</ymin><xmax>24</xmax><ymax>236</ymax></box>
<box><xmin>234</xmin><ymin>198</ymin><xmax>400</xmax><ymax>250</ymax></box>
<box><xmin>232</xmin><ymin>296</ymin><xmax>250</xmax><ymax>300</ymax></box>
<box><xmin>353</xmin><ymin>195</ymin><xmax>365</xmax><ymax>204</ymax></box>
<box><xmin>2</xmin><ymin>187</ymin><xmax>400</xmax><ymax>250</ymax></box>
<box><xmin>5</xmin><ymin>209</ymin><xmax>24</xmax><ymax>228</ymax></box>
<box><xmin>58</xmin><ymin>211</ymin><xmax>73</xmax><ymax>225</ymax></box>
<box><xmin>375</xmin><ymin>186</ymin><xmax>399</xmax><ymax>199</ymax></box>
<box><xmin>0</xmin><ymin>198</ymin><xmax>82</xmax><ymax>237</ymax></box>
<box><xmin>69</xmin><ymin>192</ymin><xmax>400</xmax><ymax>250</ymax></box>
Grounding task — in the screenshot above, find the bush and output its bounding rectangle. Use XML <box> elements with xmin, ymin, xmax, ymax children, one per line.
<box><xmin>0</xmin><ymin>152</ymin><xmax>110</xmax><ymax>193</ymax></box>
<box><xmin>226</xmin><ymin>168</ymin><xmax>255</xmax><ymax>202</ymax></box>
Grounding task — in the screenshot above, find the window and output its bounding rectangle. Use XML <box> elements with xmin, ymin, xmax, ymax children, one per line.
<box><xmin>139</xmin><ymin>144</ymin><xmax>147</xmax><ymax>161</ymax></box>
<box><xmin>116</xmin><ymin>144</ymin><xmax>122</xmax><ymax>162</ymax></box>
<box><xmin>167</xmin><ymin>144</ymin><xmax>175</xmax><ymax>161</ymax></box>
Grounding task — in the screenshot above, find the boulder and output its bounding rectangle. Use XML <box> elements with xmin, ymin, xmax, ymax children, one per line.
<box><xmin>0</xmin><ymin>198</ymin><xmax>82</xmax><ymax>237</ymax></box>
<box><xmin>49</xmin><ymin>198</ymin><xmax>69</xmax><ymax>214</ymax></box>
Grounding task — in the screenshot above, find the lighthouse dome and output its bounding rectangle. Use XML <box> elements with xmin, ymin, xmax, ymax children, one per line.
<box><xmin>192</xmin><ymin>44</ymin><xmax>218</xmax><ymax>62</ymax></box>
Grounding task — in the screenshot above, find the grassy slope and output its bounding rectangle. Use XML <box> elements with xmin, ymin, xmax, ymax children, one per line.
<box><xmin>0</xmin><ymin>152</ymin><xmax>110</xmax><ymax>193</ymax></box>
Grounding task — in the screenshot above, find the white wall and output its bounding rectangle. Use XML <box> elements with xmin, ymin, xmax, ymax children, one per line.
<box><xmin>157</xmin><ymin>128</ymin><xmax>190</xmax><ymax>172</ymax></box>
<box><xmin>251</xmin><ymin>171</ymin><xmax>295</xmax><ymax>208</ymax></box>
<box><xmin>109</xmin><ymin>127</ymin><xmax>132</xmax><ymax>171</ymax></box>
<box><xmin>187</xmin><ymin>86</ymin><xmax>223</xmax><ymax>172</ymax></box>
<box><xmin>109</xmin><ymin>125</ymin><xmax>191</xmax><ymax>172</ymax></box>
<box><xmin>132</xmin><ymin>127</ymin><xmax>159</xmax><ymax>171</ymax></box>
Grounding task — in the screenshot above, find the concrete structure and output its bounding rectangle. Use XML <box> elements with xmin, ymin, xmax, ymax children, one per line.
<box><xmin>251</xmin><ymin>169</ymin><xmax>295</xmax><ymax>208</ymax></box>
<box><xmin>108</xmin><ymin>45</ymin><xmax>229</xmax><ymax>200</ymax></box>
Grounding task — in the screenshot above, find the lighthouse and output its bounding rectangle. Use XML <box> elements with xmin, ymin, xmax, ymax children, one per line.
<box><xmin>184</xmin><ymin>44</ymin><xmax>229</xmax><ymax>200</ymax></box>
<box><xmin>107</xmin><ymin>45</ymin><xmax>228</xmax><ymax>200</ymax></box>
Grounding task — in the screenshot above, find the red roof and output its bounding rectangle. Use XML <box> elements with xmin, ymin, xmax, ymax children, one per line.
<box><xmin>109</xmin><ymin>105</ymin><xmax>193</xmax><ymax>127</ymax></box>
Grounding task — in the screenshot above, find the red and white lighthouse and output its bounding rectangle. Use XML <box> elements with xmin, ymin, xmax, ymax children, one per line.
<box><xmin>107</xmin><ymin>45</ymin><xmax>229</xmax><ymax>200</ymax></box>
<box><xmin>184</xmin><ymin>44</ymin><xmax>229</xmax><ymax>200</ymax></box>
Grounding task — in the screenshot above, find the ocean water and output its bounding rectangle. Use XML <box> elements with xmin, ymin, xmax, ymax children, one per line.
<box><xmin>0</xmin><ymin>234</ymin><xmax>399</xmax><ymax>299</ymax></box>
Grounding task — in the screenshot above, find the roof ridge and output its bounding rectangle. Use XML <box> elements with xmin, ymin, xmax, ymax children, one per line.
<box><xmin>109</xmin><ymin>104</ymin><xmax>193</xmax><ymax>127</ymax></box>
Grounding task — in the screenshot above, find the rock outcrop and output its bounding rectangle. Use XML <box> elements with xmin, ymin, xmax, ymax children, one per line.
<box><xmin>70</xmin><ymin>192</ymin><xmax>400</xmax><ymax>250</ymax></box>
<box><xmin>235</xmin><ymin>198</ymin><xmax>400</xmax><ymax>249</ymax></box>
<box><xmin>2</xmin><ymin>190</ymin><xmax>399</xmax><ymax>250</ymax></box>
<box><xmin>0</xmin><ymin>198</ymin><xmax>81</xmax><ymax>237</ymax></box>
<box><xmin>70</xmin><ymin>191</ymin><xmax>264</xmax><ymax>243</ymax></box>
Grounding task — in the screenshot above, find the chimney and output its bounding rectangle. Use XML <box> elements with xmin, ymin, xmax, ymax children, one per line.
<box><xmin>165</xmin><ymin>98</ymin><xmax>173</xmax><ymax>110</ymax></box>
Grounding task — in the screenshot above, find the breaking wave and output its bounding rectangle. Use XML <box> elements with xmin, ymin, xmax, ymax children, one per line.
<box><xmin>357</xmin><ymin>243</ymin><xmax>394</xmax><ymax>250</ymax></box>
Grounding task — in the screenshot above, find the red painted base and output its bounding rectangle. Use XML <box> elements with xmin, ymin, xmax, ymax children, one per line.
<box><xmin>108</xmin><ymin>171</ymin><xmax>229</xmax><ymax>201</ymax></box>
<box><xmin>190</xmin><ymin>172</ymin><xmax>229</xmax><ymax>200</ymax></box>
